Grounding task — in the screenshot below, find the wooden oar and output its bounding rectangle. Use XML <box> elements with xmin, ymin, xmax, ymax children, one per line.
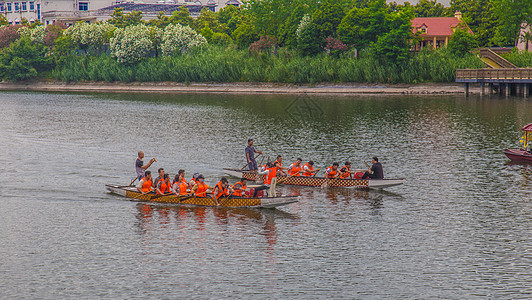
<box><xmin>364</xmin><ymin>161</ymin><xmax>370</xmax><ymax>168</ymax></box>
<box><xmin>312</xmin><ymin>168</ymin><xmax>321</xmax><ymax>177</ymax></box>
<box><xmin>321</xmin><ymin>175</ymin><xmax>341</xmax><ymax>188</ymax></box>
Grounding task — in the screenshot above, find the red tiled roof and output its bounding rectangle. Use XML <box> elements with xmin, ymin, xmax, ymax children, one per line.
<box><xmin>411</xmin><ymin>17</ymin><xmax>474</xmax><ymax>36</ymax></box>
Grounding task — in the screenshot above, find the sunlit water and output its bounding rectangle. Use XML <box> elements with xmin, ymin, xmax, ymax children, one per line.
<box><xmin>1</xmin><ymin>92</ymin><xmax>531</xmax><ymax>298</ymax></box>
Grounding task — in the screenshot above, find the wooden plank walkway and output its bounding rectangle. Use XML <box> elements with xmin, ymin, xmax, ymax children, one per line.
<box><xmin>456</xmin><ymin>68</ymin><xmax>532</xmax><ymax>96</ymax></box>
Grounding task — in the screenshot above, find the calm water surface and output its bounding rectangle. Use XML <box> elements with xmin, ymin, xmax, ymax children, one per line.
<box><xmin>1</xmin><ymin>92</ymin><xmax>531</xmax><ymax>299</ymax></box>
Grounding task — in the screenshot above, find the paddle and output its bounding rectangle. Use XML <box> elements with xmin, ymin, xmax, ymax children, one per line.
<box><xmin>311</xmin><ymin>168</ymin><xmax>321</xmax><ymax>177</ymax></box>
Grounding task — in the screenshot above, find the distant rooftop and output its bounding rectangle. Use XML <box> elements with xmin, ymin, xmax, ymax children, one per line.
<box><xmin>412</xmin><ymin>16</ymin><xmax>473</xmax><ymax>36</ymax></box>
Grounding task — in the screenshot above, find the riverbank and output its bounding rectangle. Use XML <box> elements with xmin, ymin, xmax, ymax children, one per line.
<box><xmin>0</xmin><ymin>81</ymin><xmax>476</xmax><ymax>95</ymax></box>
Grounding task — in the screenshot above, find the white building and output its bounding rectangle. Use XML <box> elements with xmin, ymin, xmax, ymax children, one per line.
<box><xmin>0</xmin><ymin>0</ymin><xmax>42</xmax><ymax>24</ymax></box>
<box><xmin>1</xmin><ymin>0</ymin><xmax>240</xmax><ymax>26</ymax></box>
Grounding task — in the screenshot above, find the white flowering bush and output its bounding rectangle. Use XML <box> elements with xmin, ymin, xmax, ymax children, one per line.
<box><xmin>66</xmin><ymin>22</ymin><xmax>115</xmax><ymax>50</ymax></box>
<box><xmin>110</xmin><ymin>24</ymin><xmax>154</xmax><ymax>64</ymax></box>
<box><xmin>18</xmin><ymin>25</ymin><xmax>46</xmax><ymax>44</ymax></box>
<box><xmin>296</xmin><ymin>14</ymin><xmax>311</xmax><ymax>40</ymax></box>
<box><xmin>160</xmin><ymin>23</ymin><xmax>207</xmax><ymax>56</ymax></box>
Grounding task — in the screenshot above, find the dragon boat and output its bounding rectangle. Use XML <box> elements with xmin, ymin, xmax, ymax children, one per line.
<box><xmin>105</xmin><ymin>184</ymin><xmax>300</xmax><ymax>208</ymax></box>
<box><xmin>504</xmin><ymin>123</ymin><xmax>532</xmax><ymax>163</ymax></box>
<box><xmin>223</xmin><ymin>168</ymin><xmax>405</xmax><ymax>189</ymax></box>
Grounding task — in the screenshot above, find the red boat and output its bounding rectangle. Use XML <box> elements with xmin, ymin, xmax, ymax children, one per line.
<box><xmin>504</xmin><ymin>123</ymin><xmax>532</xmax><ymax>162</ymax></box>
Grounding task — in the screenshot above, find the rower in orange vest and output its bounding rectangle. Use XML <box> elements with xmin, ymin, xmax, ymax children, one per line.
<box><xmin>231</xmin><ymin>178</ymin><xmax>248</xmax><ymax>197</ymax></box>
<box><xmin>137</xmin><ymin>171</ymin><xmax>153</xmax><ymax>194</ymax></box>
<box><xmin>191</xmin><ymin>174</ymin><xmax>213</xmax><ymax>197</ymax></box>
<box><xmin>172</xmin><ymin>170</ymin><xmax>191</xmax><ymax>196</ymax></box>
<box><xmin>302</xmin><ymin>160</ymin><xmax>319</xmax><ymax>177</ymax></box>
<box><xmin>325</xmin><ymin>162</ymin><xmax>340</xmax><ymax>179</ymax></box>
<box><xmin>212</xmin><ymin>177</ymin><xmax>234</xmax><ymax>205</ymax></box>
<box><xmin>156</xmin><ymin>173</ymin><xmax>172</xmax><ymax>195</ymax></box>
<box><xmin>274</xmin><ymin>155</ymin><xmax>288</xmax><ymax>175</ymax></box>
<box><xmin>287</xmin><ymin>158</ymin><xmax>304</xmax><ymax>177</ymax></box>
<box><xmin>339</xmin><ymin>161</ymin><xmax>354</xmax><ymax>179</ymax></box>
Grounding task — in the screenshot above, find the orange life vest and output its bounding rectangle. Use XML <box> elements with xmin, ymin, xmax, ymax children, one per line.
<box><xmin>142</xmin><ymin>178</ymin><xmax>152</xmax><ymax>193</ymax></box>
<box><xmin>289</xmin><ymin>163</ymin><xmax>302</xmax><ymax>177</ymax></box>
<box><xmin>339</xmin><ymin>166</ymin><xmax>351</xmax><ymax>179</ymax></box>
<box><xmin>195</xmin><ymin>181</ymin><xmax>208</xmax><ymax>197</ymax></box>
<box><xmin>302</xmin><ymin>162</ymin><xmax>314</xmax><ymax>177</ymax></box>
<box><xmin>265</xmin><ymin>167</ymin><xmax>277</xmax><ymax>185</ymax></box>
<box><xmin>275</xmin><ymin>160</ymin><xmax>283</xmax><ymax>172</ymax></box>
<box><xmin>231</xmin><ymin>181</ymin><xmax>246</xmax><ymax>197</ymax></box>
<box><xmin>212</xmin><ymin>181</ymin><xmax>230</xmax><ymax>200</ymax></box>
<box><xmin>175</xmin><ymin>179</ymin><xmax>188</xmax><ymax>195</ymax></box>
<box><xmin>157</xmin><ymin>179</ymin><xmax>172</xmax><ymax>194</ymax></box>
<box><xmin>326</xmin><ymin>166</ymin><xmax>338</xmax><ymax>179</ymax></box>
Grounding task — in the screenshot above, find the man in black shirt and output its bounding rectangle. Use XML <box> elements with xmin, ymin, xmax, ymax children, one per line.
<box><xmin>362</xmin><ymin>156</ymin><xmax>384</xmax><ymax>179</ymax></box>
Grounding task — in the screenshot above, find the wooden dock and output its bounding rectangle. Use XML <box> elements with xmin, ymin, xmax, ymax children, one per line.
<box><xmin>456</xmin><ymin>68</ymin><xmax>532</xmax><ymax>97</ymax></box>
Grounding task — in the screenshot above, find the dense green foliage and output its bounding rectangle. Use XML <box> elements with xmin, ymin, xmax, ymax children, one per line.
<box><xmin>0</xmin><ymin>0</ymin><xmax>530</xmax><ymax>83</ymax></box>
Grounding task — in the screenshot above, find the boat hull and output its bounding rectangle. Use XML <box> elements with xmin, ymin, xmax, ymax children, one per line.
<box><xmin>105</xmin><ymin>185</ymin><xmax>299</xmax><ymax>208</ymax></box>
<box><xmin>504</xmin><ymin>148</ymin><xmax>532</xmax><ymax>162</ymax></box>
<box><xmin>223</xmin><ymin>168</ymin><xmax>405</xmax><ymax>189</ymax></box>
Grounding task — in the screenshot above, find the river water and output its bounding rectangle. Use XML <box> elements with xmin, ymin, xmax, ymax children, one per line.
<box><xmin>1</xmin><ymin>91</ymin><xmax>531</xmax><ymax>299</ymax></box>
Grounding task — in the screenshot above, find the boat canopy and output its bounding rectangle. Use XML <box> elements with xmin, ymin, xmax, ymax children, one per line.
<box><xmin>522</xmin><ymin>123</ymin><xmax>532</xmax><ymax>131</ymax></box>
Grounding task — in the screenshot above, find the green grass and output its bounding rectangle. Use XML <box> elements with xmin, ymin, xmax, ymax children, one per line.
<box><xmin>503</xmin><ymin>51</ymin><xmax>532</xmax><ymax>68</ymax></box>
<box><xmin>53</xmin><ymin>46</ymin><xmax>484</xmax><ymax>84</ymax></box>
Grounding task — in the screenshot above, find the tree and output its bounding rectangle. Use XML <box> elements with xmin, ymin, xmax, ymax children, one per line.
<box><xmin>447</xmin><ymin>25</ymin><xmax>478</xmax><ymax>56</ymax></box>
<box><xmin>310</xmin><ymin>0</ymin><xmax>345</xmax><ymax>46</ymax></box>
<box><xmin>337</xmin><ymin>0</ymin><xmax>390</xmax><ymax>50</ymax></box>
<box><xmin>278</xmin><ymin>3</ymin><xmax>311</xmax><ymax>48</ymax></box>
<box><xmin>491</xmin><ymin>0</ymin><xmax>532</xmax><ymax>46</ymax></box>
<box><xmin>107</xmin><ymin>7</ymin><xmax>144</xmax><ymax>28</ymax></box>
<box><xmin>170</xmin><ymin>7</ymin><xmax>194</xmax><ymax>28</ymax></box>
<box><xmin>232</xmin><ymin>22</ymin><xmax>259</xmax><ymax>48</ymax></box>
<box><xmin>370</xmin><ymin>9</ymin><xmax>414</xmax><ymax>64</ymax></box>
<box><xmin>0</xmin><ymin>37</ymin><xmax>53</xmax><ymax>81</ymax></box>
<box><xmin>450</xmin><ymin>0</ymin><xmax>497</xmax><ymax>47</ymax></box>
<box><xmin>0</xmin><ymin>25</ymin><xmax>22</xmax><ymax>49</ymax></box>
<box><xmin>0</xmin><ymin>14</ymin><xmax>9</xmax><ymax>26</ymax></box>
<box><xmin>413</xmin><ymin>0</ymin><xmax>446</xmax><ymax>17</ymax></box>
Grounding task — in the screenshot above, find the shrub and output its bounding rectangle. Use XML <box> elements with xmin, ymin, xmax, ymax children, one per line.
<box><xmin>110</xmin><ymin>24</ymin><xmax>155</xmax><ymax>64</ymax></box>
<box><xmin>0</xmin><ymin>25</ymin><xmax>22</xmax><ymax>49</ymax></box>
<box><xmin>160</xmin><ymin>23</ymin><xmax>207</xmax><ymax>56</ymax></box>
<box><xmin>0</xmin><ymin>37</ymin><xmax>53</xmax><ymax>81</ymax></box>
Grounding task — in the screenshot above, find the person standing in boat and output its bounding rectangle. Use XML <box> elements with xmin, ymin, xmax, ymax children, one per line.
<box><xmin>137</xmin><ymin>171</ymin><xmax>153</xmax><ymax>194</ymax></box>
<box><xmin>245</xmin><ymin>139</ymin><xmax>263</xmax><ymax>172</ymax></box>
<box><xmin>362</xmin><ymin>157</ymin><xmax>384</xmax><ymax>179</ymax></box>
<box><xmin>256</xmin><ymin>161</ymin><xmax>279</xmax><ymax>197</ymax></box>
<box><xmin>135</xmin><ymin>151</ymin><xmax>156</xmax><ymax>180</ymax></box>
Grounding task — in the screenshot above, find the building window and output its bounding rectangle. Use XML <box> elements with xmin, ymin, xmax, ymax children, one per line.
<box><xmin>0</xmin><ymin>3</ymin><xmax>4</xmax><ymax>12</ymax></box>
<box><xmin>14</xmin><ymin>2</ymin><xmax>19</xmax><ymax>11</ymax></box>
<box><xmin>79</xmin><ymin>2</ymin><xmax>88</xmax><ymax>11</ymax></box>
<box><xmin>29</xmin><ymin>1</ymin><xmax>33</xmax><ymax>10</ymax></box>
<box><xmin>7</xmin><ymin>2</ymin><xmax>11</xmax><ymax>11</ymax></box>
<box><xmin>21</xmin><ymin>1</ymin><xmax>26</xmax><ymax>10</ymax></box>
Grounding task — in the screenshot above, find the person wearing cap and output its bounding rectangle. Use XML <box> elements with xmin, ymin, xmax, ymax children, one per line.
<box><xmin>302</xmin><ymin>160</ymin><xmax>319</xmax><ymax>177</ymax></box>
<box><xmin>245</xmin><ymin>139</ymin><xmax>263</xmax><ymax>172</ymax></box>
<box><xmin>189</xmin><ymin>172</ymin><xmax>200</xmax><ymax>188</ymax></box>
<box><xmin>190</xmin><ymin>174</ymin><xmax>213</xmax><ymax>197</ymax></box>
<box><xmin>362</xmin><ymin>156</ymin><xmax>384</xmax><ymax>179</ymax></box>
<box><xmin>339</xmin><ymin>161</ymin><xmax>354</xmax><ymax>179</ymax></box>
<box><xmin>135</xmin><ymin>151</ymin><xmax>156</xmax><ymax>180</ymax></box>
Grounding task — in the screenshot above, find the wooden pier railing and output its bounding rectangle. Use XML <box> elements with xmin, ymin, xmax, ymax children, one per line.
<box><xmin>456</xmin><ymin>68</ymin><xmax>532</xmax><ymax>81</ymax></box>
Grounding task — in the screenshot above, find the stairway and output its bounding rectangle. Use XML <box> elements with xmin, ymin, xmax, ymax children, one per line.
<box><xmin>478</xmin><ymin>48</ymin><xmax>517</xmax><ymax>68</ymax></box>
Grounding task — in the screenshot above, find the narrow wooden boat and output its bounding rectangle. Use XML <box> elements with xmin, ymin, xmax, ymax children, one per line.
<box><xmin>504</xmin><ymin>123</ymin><xmax>532</xmax><ymax>162</ymax></box>
<box><xmin>223</xmin><ymin>168</ymin><xmax>405</xmax><ymax>189</ymax></box>
<box><xmin>105</xmin><ymin>184</ymin><xmax>300</xmax><ymax>208</ymax></box>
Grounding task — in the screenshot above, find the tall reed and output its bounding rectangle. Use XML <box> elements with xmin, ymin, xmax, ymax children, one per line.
<box><xmin>53</xmin><ymin>46</ymin><xmax>484</xmax><ymax>84</ymax></box>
